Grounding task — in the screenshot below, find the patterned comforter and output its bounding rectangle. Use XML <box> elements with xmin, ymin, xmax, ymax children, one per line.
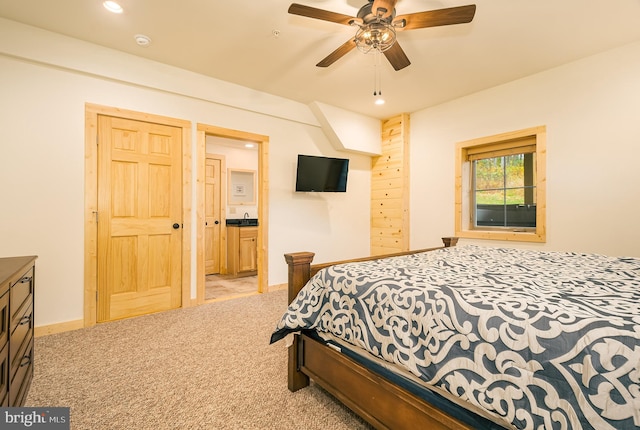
<box><xmin>271</xmin><ymin>245</ymin><xmax>640</xmax><ymax>430</ymax></box>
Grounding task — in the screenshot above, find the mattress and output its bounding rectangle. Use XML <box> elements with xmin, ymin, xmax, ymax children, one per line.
<box><xmin>271</xmin><ymin>245</ymin><xmax>640</xmax><ymax>430</ymax></box>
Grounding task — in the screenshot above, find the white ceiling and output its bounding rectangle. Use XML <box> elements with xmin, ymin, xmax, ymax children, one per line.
<box><xmin>2</xmin><ymin>0</ymin><xmax>640</xmax><ymax>119</ymax></box>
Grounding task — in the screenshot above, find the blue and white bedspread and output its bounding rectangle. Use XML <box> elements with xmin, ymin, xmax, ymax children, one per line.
<box><xmin>270</xmin><ymin>245</ymin><xmax>640</xmax><ymax>430</ymax></box>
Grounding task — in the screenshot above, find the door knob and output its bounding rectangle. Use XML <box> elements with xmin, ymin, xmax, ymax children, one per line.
<box><xmin>214</xmin><ymin>220</ymin><xmax>219</xmax><ymax>225</ymax></box>
<box><xmin>172</xmin><ymin>223</ymin><xmax>180</xmax><ymax>229</ymax></box>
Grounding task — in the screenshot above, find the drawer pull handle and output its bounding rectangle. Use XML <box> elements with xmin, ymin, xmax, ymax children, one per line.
<box><xmin>19</xmin><ymin>277</ymin><xmax>32</xmax><ymax>284</ymax></box>
<box><xmin>20</xmin><ymin>354</ymin><xmax>31</xmax><ymax>368</ymax></box>
<box><xmin>19</xmin><ymin>315</ymin><xmax>31</xmax><ymax>325</ymax></box>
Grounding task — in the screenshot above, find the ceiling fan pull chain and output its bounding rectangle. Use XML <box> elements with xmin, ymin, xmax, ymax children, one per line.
<box><xmin>376</xmin><ymin>51</ymin><xmax>382</xmax><ymax>95</ymax></box>
<box><xmin>373</xmin><ymin>52</ymin><xmax>378</xmax><ymax>95</ymax></box>
<box><xmin>378</xmin><ymin>53</ymin><xmax>382</xmax><ymax>95</ymax></box>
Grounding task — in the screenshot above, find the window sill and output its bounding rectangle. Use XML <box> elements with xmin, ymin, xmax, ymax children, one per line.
<box><xmin>455</xmin><ymin>229</ymin><xmax>546</xmax><ymax>243</ymax></box>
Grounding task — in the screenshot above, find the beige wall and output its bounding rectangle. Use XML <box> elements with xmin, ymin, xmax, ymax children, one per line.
<box><xmin>410</xmin><ymin>40</ymin><xmax>640</xmax><ymax>257</ymax></box>
<box><xmin>0</xmin><ymin>19</ymin><xmax>372</xmax><ymax>328</ymax></box>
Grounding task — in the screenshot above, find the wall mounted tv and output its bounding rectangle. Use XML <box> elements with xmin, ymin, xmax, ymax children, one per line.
<box><xmin>295</xmin><ymin>154</ymin><xmax>349</xmax><ymax>192</ymax></box>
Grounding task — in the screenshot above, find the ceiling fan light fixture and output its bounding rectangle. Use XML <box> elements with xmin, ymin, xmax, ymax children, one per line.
<box><xmin>355</xmin><ymin>22</ymin><xmax>396</xmax><ymax>54</ymax></box>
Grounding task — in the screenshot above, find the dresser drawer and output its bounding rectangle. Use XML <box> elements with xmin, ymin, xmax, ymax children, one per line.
<box><xmin>10</xmin><ymin>267</ymin><xmax>34</xmax><ymax>323</ymax></box>
<box><xmin>0</xmin><ymin>256</ymin><xmax>36</xmax><ymax>408</ymax></box>
<box><xmin>9</xmin><ymin>338</ymin><xmax>32</xmax><ymax>407</ymax></box>
<box><xmin>0</xmin><ymin>291</ymin><xmax>8</xmax><ymax>348</ymax></box>
<box><xmin>0</xmin><ymin>342</ymin><xmax>8</xmax><ymax>405</ymax></box>
<box><xmin>10</xmin><ymin>301</ymin><xmax>32</xmax><ymax>376</ymax></box>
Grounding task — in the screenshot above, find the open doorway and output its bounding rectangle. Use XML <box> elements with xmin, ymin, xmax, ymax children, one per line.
<box><xmin>195</xmin><ymin>124</ymin><xmax>269</xmax><ymax>304</ymax></box>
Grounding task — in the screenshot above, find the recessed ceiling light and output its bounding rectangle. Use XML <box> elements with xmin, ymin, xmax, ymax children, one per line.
<box><xmin>103</xmin><ymin>1</ymin><xmax>123</xmax><ymax>14</ymax></box>
<box><xmin>244</xmin><ymin>143</ymin><xmax>255</xmax><ymax>149</ymax></box>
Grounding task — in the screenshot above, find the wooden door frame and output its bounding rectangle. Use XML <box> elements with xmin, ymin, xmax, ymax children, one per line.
<box><xmin>84</xmin><ymin>103</ymin><xmax>192</xmax><ymax>327</ymax></box>
<box><xmin>196</xmin><ymin>124</ymin><xmax>269</xmax><ymax>304</ymax></box>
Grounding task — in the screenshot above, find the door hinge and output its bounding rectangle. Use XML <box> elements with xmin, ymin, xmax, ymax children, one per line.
<box><xmin>93</xmin><ymin>211</ymin><xmax>98</xmax><ymax>223</ymax></box>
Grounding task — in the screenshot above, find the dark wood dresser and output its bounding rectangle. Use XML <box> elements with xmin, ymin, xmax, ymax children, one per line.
<box><xmin>0</xmin><ymin>255</ymin><xmax>36</xmax><ymax>407</ymax></box>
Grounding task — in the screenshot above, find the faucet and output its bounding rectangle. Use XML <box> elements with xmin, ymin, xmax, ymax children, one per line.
<box><xmin>244</xmin><ymin>212</ymin><xmax>250</xmax><ymax>219</ymax></box>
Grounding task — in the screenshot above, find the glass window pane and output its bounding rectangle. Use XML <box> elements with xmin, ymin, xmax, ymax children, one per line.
<box><xmin>504</xmin><ymin>202</ymin><xmax>536</xmax><ymax>228</ymax></box>
<box><xmin>474</xmin><ymin>158</ymin><xmax>504</xmax><ymax>191</ymax></box>
<box><xmin>475</xmin><ymin>190</ymin><xmax>505</xmax><ymax>227</ymax></box>
<box><xmin>475</xmin><ymin>202</ymin><xmax>505</xmax><ymax>227</ymax></box>
<box><xmin>473</xmin><ymin>153</ymin><xmax>536</xmax><ymax>229</ymax></box>
<box><xmin>505</xmin><ymin>154</ymin><xmax>525</xmax><ymax>188</ymax></box>
<box><xmin>505</xmin><ymin>188</ymin><xmax>525</xmax><ymax>205</ymax></box>
<box><xmin>475</xmin><ymin>189</ymin><xmax>504</xmax><ymax>205</ymax></box>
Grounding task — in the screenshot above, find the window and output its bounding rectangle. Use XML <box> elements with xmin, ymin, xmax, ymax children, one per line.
<box><xmin>455</xmin><ymin>126</ymin><xmax>546</xmax><ymax>242</ymax></box>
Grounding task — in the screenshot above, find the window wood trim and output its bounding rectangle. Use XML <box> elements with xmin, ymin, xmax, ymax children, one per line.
<box><xmin>466</xmin><ymin>143</ymin><xmax>536</xmax><ymax>161</ymax></box>
<box><xmin>455</xmin><ymin>126</ymin><xmax>546</xmax><ymax>243</ymax></box>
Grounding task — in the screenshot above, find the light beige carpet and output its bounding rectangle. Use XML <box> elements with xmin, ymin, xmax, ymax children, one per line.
<box><xmin>26</xmin><ymin>290</ymin><xmax>372</xmax><ymax>430</ymax></box>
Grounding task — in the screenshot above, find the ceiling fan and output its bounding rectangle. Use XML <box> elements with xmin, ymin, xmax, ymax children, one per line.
<box><xmin>288</xmin><ymin>1</ymin><xmax>476</xmax><ymax>71</ymax></box>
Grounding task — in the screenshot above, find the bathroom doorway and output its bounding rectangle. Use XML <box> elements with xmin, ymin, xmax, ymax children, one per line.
<box><xmin>196</xmin><ymin>124</ymin><xmax>269</xmax><ymax>304</ymax></box>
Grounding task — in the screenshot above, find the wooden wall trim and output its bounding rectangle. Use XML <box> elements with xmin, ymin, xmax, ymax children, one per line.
<box><xmin>371</xmin><ymin>113</ymin><xmax>411</xmax><ymax>255</ymax></box>
<box><xmin>35</xmin><ymin>320</ymin><xmax>84</xmax><ymax>337</ymax></box>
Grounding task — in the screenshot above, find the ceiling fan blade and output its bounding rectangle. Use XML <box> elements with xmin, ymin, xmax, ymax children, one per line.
<box><xmin>383</xmin><ymin>42</ymin><xmax>410</xmax><ymax>71</ymax></box>
<box><xmin>395</xmin><ymin>4</ymin><xmax>476</xmax><ymax>30</ymax></box>
<box><xmin>316</xmin><ymin>39</ymin><xmax>357</xmax><ymax>67</ymax></box>
<box><xmin>288</xmin><ymin>3</ymin><xmax>355</xmax><ymax>25</ymax></box>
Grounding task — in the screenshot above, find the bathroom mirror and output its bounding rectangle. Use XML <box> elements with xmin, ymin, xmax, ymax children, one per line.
<box><xmin>228</xmin><ymin>169</ymin><xmax>256</xmax><ymax>205</ymax></box>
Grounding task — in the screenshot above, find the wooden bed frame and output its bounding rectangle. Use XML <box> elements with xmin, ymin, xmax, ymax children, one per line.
<box><xmin>283</xmin><ymin>237</ymin><xmax>479</xmax><ymax>430</ymax></box>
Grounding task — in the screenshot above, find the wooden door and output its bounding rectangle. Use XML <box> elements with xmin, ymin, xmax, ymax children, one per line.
<box><xmin>97</xmin><ymin>115</ymin><xmax>182</xmax><ymax>322</ymax></box>
<box><xmin>204</xmin><ymin>156</ymin><xmax>222</xmax><ymax>275</ymax></box>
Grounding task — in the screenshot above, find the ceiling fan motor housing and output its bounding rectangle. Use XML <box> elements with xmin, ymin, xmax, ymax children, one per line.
<box><xmin>357</xmin><ymin>2</ymin><xmax>396</xmax><ymax>24</ymax></box>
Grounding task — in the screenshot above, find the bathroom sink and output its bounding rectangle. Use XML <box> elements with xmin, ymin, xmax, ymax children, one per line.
<box><xmin>226</xmin><ymin>218</ymin><xmax>258</xmax><ymax>226</ymax></box>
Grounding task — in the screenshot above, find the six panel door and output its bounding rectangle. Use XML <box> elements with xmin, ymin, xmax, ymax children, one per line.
<box><xmin>204</xmin><ymin>156</ymin><xmax>222</xmax><ymax>275</ymax></box>
<box><xmin>97</xmin><ymin>116</ymin><xmax>182</xmax><ymax>322</ymax></box>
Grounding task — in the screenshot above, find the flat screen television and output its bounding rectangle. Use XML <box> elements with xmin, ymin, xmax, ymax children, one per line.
<box><xmin>295</xmin><ymin>154</ymin><xmax>349</xmax><ymax>192</ymax></box>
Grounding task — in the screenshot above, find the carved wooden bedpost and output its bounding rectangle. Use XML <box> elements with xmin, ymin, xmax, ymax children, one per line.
<box><xmin>442</xmin><ymin>237</ymin><xmax>459</xmax><ymax>248</ymax></box>
<box><xmin>284</xmin><ymin>252</ymin><xmax>315</xmax><ymax>391</ymax></box>
<box><xmin>284</xmin><ymin>252</ymin><xmax>315</xmax><ymax>303</ymax></box>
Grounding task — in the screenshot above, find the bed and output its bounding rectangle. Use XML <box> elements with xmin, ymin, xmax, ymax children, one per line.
<box><xmin>270</xmin><ymin>238</ymin><xmax>640</xmax><ymax>430</ymax></box>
